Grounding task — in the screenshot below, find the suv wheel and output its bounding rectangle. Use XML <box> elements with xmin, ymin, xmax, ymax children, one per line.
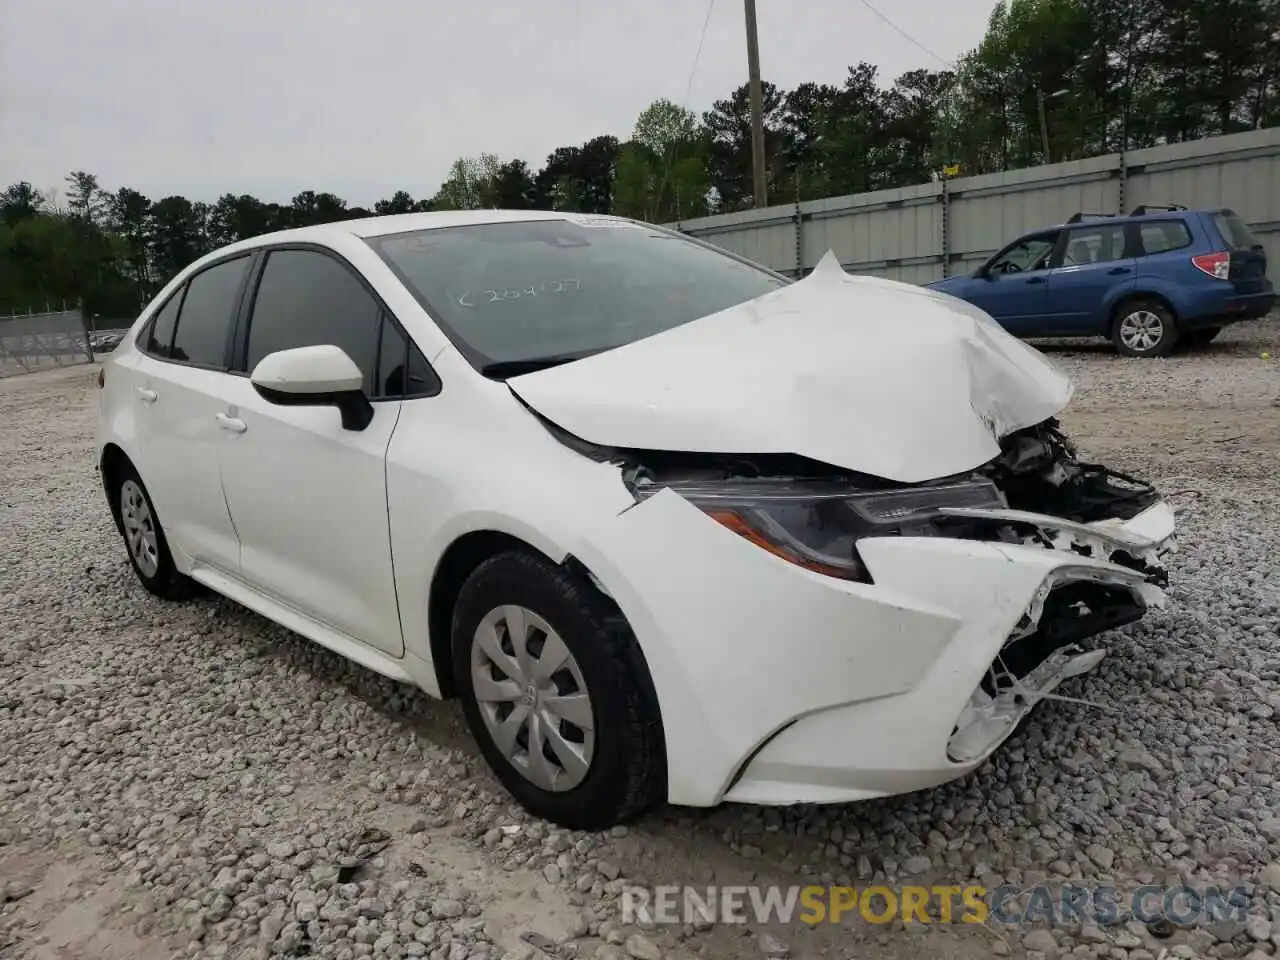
<box><xmin>116</xmin><ymin>464</ymin><xmax>198</xmax><ymax>600</ymax></box>
<box><xmin>1112</xmin><ymin>300</ymin><xmax>1179</xmax><ymax>358</ymax></box>
<box><xmin>451</xmin><ymin>551</ymin><xmax>664</xmax><ymax>829</ymax></box>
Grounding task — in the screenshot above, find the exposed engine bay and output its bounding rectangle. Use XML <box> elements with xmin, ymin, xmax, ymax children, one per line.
<box><xmin>977</xmin><ymin>418</ymin><xmax>1159</xmax><ymax>524</ymax></box>
<box><xmin>539</xmin><ymin>409</ymin><xmax>1173</xmax><ymax>589</ymax></box>
<box><xmin>612</xmin><ymin>417</ymin><xmax>1160</xmax><ymax>525</ymax></box>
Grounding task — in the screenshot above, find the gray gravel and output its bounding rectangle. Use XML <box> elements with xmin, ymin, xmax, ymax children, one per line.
<box><xmin>2</xmin><ymin>319</ymin><xmax>1280</xmax><ymax>960</ymax></box>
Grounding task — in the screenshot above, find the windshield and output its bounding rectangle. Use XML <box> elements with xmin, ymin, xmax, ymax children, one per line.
<box><xmin>366</xmin><ymin>218</ymin><xmax>788</xmax><ymax>371</ymax></box>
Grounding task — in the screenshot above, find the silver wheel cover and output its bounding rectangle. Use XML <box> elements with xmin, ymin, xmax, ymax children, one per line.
<box><xmin>470</xmin><ymin>605</ymin><xmax>596</xmax><ymax>792</ymax></box>
<box><xmin>120</xmin><ymin>479</ymin><xmax>160</xmax><ymax>578</ymax></box>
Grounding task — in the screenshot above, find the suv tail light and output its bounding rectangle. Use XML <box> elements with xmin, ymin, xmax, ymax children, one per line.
<box><xmin>1191</xmin><ymin>251</ymin><xmax>1231</xmax><ymax>279</ymax></box>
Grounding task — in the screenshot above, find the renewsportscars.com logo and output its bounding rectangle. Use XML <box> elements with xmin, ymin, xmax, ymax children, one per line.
<box><xmin>620</xmin><ymin>884</ymin><xmax>1252</xmax><ymax>927</ymax></box>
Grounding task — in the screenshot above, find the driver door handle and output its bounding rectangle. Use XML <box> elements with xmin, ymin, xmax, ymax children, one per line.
<box><xmin>1107</xmin><ymin>266</ymin><xmax>1131</xmax><ymax>275</ymax></box>
<box><xmin>136</xmin><ymin>387</ymin><xmax>157</xmax><ymax>403</ymax></box>
<box><xmin>215</xmin><ymin>412</ymin><xmax>247</xmax><ymax>433</ymax></box>
<box><xmin>1026</xmin><ymin>276</ymin><xmax>1047</xmax><ymax>285</ymax></box>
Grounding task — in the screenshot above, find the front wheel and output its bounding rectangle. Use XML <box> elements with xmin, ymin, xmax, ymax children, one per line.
<box><xmin>451</xmin><ymin>551</ymin><xmax>664</xmax><ymax>829</ymax></box>
<box><xmin>1112</xmin><ymin>300</ymin><xmax>1179</xmax><ymax>358</ymax></box>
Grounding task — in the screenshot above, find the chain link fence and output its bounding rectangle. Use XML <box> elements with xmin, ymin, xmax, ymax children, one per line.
<box><xmin>0</xmin><ymin>312</ymin><xmax>136</xmax><ymax>378</ymax></box>
<box><xmin>0</xmin><ymin>311</ymin><xmax>95</xmax><ymax>378</ymax></box>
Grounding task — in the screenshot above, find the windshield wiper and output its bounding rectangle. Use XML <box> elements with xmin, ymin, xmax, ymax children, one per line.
<box><xmin>479</xmin><ymin>350</ymin><xmax>600</xmax><ymax>379</ymax></box>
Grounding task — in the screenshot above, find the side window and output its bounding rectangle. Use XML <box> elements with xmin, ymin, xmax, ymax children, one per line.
<box><xmin>990</xmin><ymin>233</ymin><xmax>1057</xmax><ymax>274</ymax></box>
<box><xmin>170</xmin><ymin>256</ymin><xmax>250</xmax><ymax>366</ymax></box>
<box><xmin>1061</xmin><ymin>225</ymin><xmax>1127</xmax><ymax>266</ymax></box>
<box><xmin>245</xmin><ymin>249</ymin><xmax>380</xmax><ymax>393</ymax></box>
<box><xmin>142</xmin><ymin>289</ymin><xmax>183</xmax><ymax>358</ymax></box>
<box><xmin>1138</xmin><ymin>221</ymin><xmax>1192</xmax><ymax>255</ymax></box>
<box><xmin>373</xmin><ymin>313</ymin><xmax>441</xmax><ymax>400</ymax></box>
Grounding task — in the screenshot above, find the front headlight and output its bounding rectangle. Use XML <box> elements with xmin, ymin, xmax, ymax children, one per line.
<box><xmin>634</xmin><ymin>478</ymin><xmax>1006</xmax><ymax>582</ymax></box>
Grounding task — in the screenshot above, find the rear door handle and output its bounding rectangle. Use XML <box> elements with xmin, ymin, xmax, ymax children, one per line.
<box><xmin>136</xmin><ymin>387</ymin><xmax>157</xmax><ymax>403</ymax></box>
<box><xmin>215</xmin><ymin>413</ymin><xmax>247</xmax><ymax>433</ymax></box>
<box><xmin>1107</xmin><ymin>267</ymin><xmax>1131</xmax><ymax>275</ymax></box>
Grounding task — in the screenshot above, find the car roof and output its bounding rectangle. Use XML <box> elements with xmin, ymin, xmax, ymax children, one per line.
<box><xmin>222</xmin><ymin>209</ymin><xmax>628</xmax><ymax>251</ymax></box>
<box><xmin>1048</xmin><ymin>207</ymin><xmax>1232</xmax><ymax>231</ymax></box>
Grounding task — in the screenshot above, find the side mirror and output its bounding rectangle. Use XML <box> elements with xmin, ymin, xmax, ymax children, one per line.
<box><xmin>250</xmin><ymin>344</ymin><xmax>374</xmax><ymax>431</ymax></box>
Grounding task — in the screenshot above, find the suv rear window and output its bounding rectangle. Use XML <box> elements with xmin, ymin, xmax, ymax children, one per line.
<box><xmin>1213</xmin><ymin>211</ymin><xmax>1261</xmax><ymax>251</ymax></box>
<box><xmin>1138</xmin><ymin>221</ymin><xmax>1192</xmax><ymax>255</ymax></box>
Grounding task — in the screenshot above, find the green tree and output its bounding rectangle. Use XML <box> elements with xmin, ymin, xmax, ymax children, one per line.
<box><xmin>149</xmin><ymin>196</ymin><xmax>209</xmax><ymax>284</ymax></box>
<box><xmin>703</xmin><ymin>81</ymin><xmax>790</xmax><ymax>210</ymax></box>
<box><xmin>613</xmin><ymin>99</ymin><xmax>710</xmax><ymax>222</ymax></box>
<box><xmin>1</xmin><ymin>182</ymin><xmax>45</xmax><ymax>226</ymax></box>
<box><xmin>105</xmin><ymin>187</ymin><xmax>153</xmax><ymax>297</ymax></box>
<box><xmin>290</xmin><ymin>191</ymin><xmax>347</xmax><ymax>226</ymax></box>
<box><xmin>374</xmin><ymin>190</ymin><xmax>417</xmax><ymax>215</ymax></box>
<box><xmin>534</xmin><ymin>136</ymin><xmax>620</xmax><ymax>213</ymax></box>
<box><xmin>64</xmin><ymin>170</ymin><xmax>106</xmax><ymax>224</ymax></box>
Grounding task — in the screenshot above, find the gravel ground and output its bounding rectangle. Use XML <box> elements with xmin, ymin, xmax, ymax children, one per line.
<box><xmin>2</xmin><ymin>320</ymin><xmax>1280</xmax><ymax>960</ymax></box>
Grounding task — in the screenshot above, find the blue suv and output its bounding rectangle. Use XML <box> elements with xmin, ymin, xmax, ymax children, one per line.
<box><xmin>928</xmin><ymin>205</ymin><xmax>1275</xmax><ymax>357</ymax></box>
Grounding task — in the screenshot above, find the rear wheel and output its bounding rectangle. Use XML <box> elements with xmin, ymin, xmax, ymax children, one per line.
<box><xmin>1112</xmin><ymin>300</ymin><xmax>1178</xmax><ymax>358</ymax></box>
<box><xmin>451</xmin><ymin>550</ymin><xmax>664</xmax><ymax>829</ymax></box>
<box><xmin>116</xmin><ymin>465</ymin><xmax>198</xmax><ymax>600</ymax></box>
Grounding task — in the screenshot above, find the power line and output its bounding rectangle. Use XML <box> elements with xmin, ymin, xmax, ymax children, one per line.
<box><xmin>681</xmin><ymin>0</ymin><xmax>718</xmax><ymax>112</ymax></box>
<box><xmin>855</xmin><ymin>0</ymin><xmax>954</xmax><ymax>69</ymax></box>
<box><xmin>659</xmin><ymin>0</ymin><xmax>717</xmax><ymax>222</ymax></box>
<box><xmin>855</xmin><ymin>0</ymin><xmax>964</xmax><ymax>172</ymax></box>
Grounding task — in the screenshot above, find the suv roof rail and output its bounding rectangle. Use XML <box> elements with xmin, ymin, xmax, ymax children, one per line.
<box><xmin>1129</xmin><ymin>203</ymin><xmax>1187</xmax><ymax>215</ymax></box>
<box><xmin>1066</xmin><ymin>211</ymin><xmax>1118</xmax><ymax>224</ymax></box>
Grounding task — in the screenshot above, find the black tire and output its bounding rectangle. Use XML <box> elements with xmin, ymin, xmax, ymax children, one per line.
<box><xmin>1111</xmin><ymin>299</ymin><xmax>1179</xmax><ymax>358</ymax></box>
<box><xmin>115</xmin><ymin>463</ymin><xmax>198</xmax><ymax>601</ymax></box>
<box><xmin>451</xmin><ymin>550</ymin><xmax>664</xmax><ymax>830</ymax></box>
<box><xmin>1183</xmin><ymin>326</ymin><xmax>1222</xmax><ymax>348</ymax></box>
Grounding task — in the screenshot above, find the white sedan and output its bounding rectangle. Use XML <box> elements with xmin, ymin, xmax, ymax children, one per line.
<box><xmin>97</xmin><ymin>211</ymin><xmax>1176</xmax><ymax>829</ymax></box>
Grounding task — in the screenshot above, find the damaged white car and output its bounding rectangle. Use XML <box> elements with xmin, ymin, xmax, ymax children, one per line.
<box><xmin>96</xmin><ymin>211</ymin><xmax>1176</xmax><ymax>829</ymax></box>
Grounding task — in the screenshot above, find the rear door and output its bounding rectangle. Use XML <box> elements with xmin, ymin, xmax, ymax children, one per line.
<box><xmin>129</xmin><ymin>255</ymin><xmax>252</xmax><ymax>573</ymax></box>
<box><xmin>1044</xmin><ymin>222</ymin><xmax>1136</xmax><ymax>333</ymax></box>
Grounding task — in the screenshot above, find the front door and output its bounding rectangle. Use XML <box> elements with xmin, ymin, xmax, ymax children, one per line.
<box><xmin>966</xmin><ymin>231</ymin><xmax>1059</xmax><ymax>336</ymax></box>
<box><xmin>215</xmin><ymin>247</ymin><xmax>406</xmax><ymax>656</ymax></box>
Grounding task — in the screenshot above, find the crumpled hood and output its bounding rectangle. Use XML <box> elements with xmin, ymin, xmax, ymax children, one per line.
<box><xmin>507</xmin><ymin>251</ymin><xmax>1074</xmax><ymax>484</ymax></box>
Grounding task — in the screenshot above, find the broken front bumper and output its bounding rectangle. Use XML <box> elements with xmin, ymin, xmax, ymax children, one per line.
<box><xmin>721</xmin><ymin>500</ymin><xmax>1175</xmax><ymax>806</ymax></box>
<box><xmin>577</xmin><ymin>490</ymin><xmax>1175</xmax><ymax>808</ymax></box>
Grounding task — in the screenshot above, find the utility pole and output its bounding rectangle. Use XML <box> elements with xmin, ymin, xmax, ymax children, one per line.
<box><xmin>1036</xmin><ymin>88</ymin><xmax>1051</xmax><ymax>163</ymax></box>
<box><xmin>744</xmin><ymin>0</ymin><xmax>767</xmax><ymax>208</ymax></box>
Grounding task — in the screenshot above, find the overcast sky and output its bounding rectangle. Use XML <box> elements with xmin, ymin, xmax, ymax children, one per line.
<box><xmin>1</xmin><ymin>0</ymin><xmax>991</xmax><ymax>208</ymax></box>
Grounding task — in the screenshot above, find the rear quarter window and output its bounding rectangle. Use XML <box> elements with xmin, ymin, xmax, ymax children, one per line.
<box><xmin>140</xmin><ymin>289</ymin><xmax>183</xmax><ymax>358</ymax></box>
<box><xmin>1212</xmin><ymin>212</ymin><xmax>1261</xmax><ymax>251</ymax></box>
<box><xmin>1137</xmin><ymin>221</ymin><xmax>1192</xmax><ymax>255</ymax></box>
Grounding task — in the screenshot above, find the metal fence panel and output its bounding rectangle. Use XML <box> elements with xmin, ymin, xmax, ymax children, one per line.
<box><xmin>0</xmin><ymin>311</ymin><xmax>93</xmax><ymax>378</ymax></box>
<box><xmin>671</xmin><ymin>127</ymin><xmax>1280</xmax><ymax>285</ymax></box>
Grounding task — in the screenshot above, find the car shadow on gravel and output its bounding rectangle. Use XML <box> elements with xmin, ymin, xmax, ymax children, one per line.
<box><xmin>1029</xmin><ymin>320</ymin><xmax>1277</xmax><ymax>359</ymax></box>
<box><xmin>197</xmin><ymin>592</ymin><xmax>485</xmax><ymax>761</ymax></box>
